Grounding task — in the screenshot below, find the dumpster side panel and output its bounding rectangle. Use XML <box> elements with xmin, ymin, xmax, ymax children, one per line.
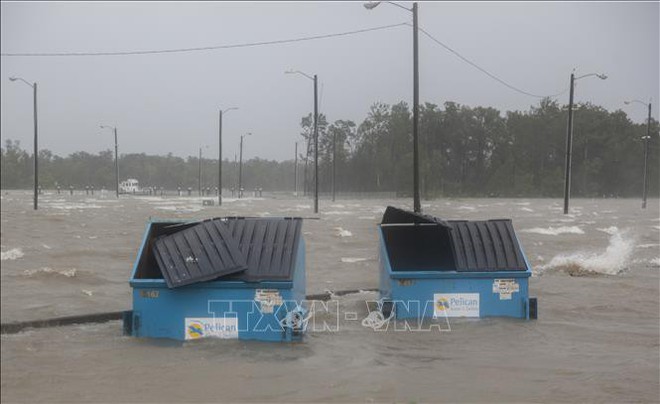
<box><xmin>390</xmin><ymin>275</ymin><xmax>529</xmax><ymax>319</ymax></box>
<box><xmin>132</xmin><ymin>285</ymin><xmax>299</xmax><ymax>341</ymax></box>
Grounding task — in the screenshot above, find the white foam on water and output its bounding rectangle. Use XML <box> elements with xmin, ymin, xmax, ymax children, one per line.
<box><xmin>22</xmin><ymin>267</ymin><xmax>77</xmax><ymax>278</ymax></box>
<box><xmin>296</xmin><ymin>204</ymin><xmax>311</xmax><ymax>210</ymax></box>
<box><xmin>358</xmin><ymin>216</ymin><xmax>376</xmax><ymax>220</ymax></box>
<box><xmin>81</xmin><ymin>289</ymin><xmax>94</xmax><ymax>296</ymax></box>
<box><xmin>324</xmin><ymin>211</ymin><xmax>353</xmax><ymax>215</ymax></box>
<box><xmin>334</xmin><ymin>227</ymin><xmax>353</xmax><ymax>237</ymax></box>
<box><xmin>42</xmin><ymin>244</ymin><xmax>52</xmax><ymax>250</ymax></box>
<box><xmin>520</xmin><ymin>207</ymin><xmax>534</xmax><ymax>212</ymax></box>
<box><xmin>521</xmin><ymin>226</ymin><xmax>585</xmax><ymax>236</ymax></box>
<box><xmin>1</xmin><ymin>248</ymin><xmax>24</xmax><ymax>261</ymax></box>
<box><xmin>637</xmin><ymin>243</ymin><xmax>659</xmax><ymax>249</ymax></box>
<box><xmin>540</xmin><ymin>228</ymin><xmax>635</xmax><ymax>276</ymax></box>
<box><xmin>650</xmin><ymin>257</ymin><xmax>660</xmax><ymax>266</ymax></box>
<box><xmin>597</xmin><ymin>226</ymin><xmax>619</xmax><ymax>235</ymax></box>
<box><xmin>652</xmin><ymin>226</ymin><xmax>660</xmax><ymax>231</ymax></box>
<box><xmin>341</xmin><ymin>257</ymin><xmax>368</xmax><ymax>263</ymax></box>
<box><xmin>457</xmin><ymin>205</ymin><xmax>476</xmax><ymax>211</ymax></box>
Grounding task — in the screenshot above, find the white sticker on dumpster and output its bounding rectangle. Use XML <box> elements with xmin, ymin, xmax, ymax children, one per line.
<box><xmin>185</xmin><ymin>317</ymin><xmax>238</xmax><ymax>340</ymax></box>
<box><xmin>433</xmin><ymin>293</ymin><xmax>480</xmax><ymax>317</ymax></box>
<box><xmin>492</xmin><ymin>279</ymin><xmax>519</xmax><ymax>300</ymax></box>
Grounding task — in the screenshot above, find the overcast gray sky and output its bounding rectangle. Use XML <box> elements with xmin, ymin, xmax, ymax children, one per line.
<box><xmin>1</xmin><ymin>1</ymin><xmax>658</xmax><ymax>161</ymax></box>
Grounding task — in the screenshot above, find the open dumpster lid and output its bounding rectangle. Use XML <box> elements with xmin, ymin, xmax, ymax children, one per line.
<box><xmin>222</xmin><ymin>217</ymin><xmax>303</xmax><ymax>282</ymax></box>
<box><xmin>380</xmin><ymin>206</ymin><xmax>527</xmax><ymax>272</ymax></box>
<box><xmin>153</xmin><ymin>219</ymin><xmax>247</xmax><ymax>288</ymax></box>
<box><xmin>381</xmin><ymin>206</ymin><xmax>451</xmax><ymax>227</ymax></box>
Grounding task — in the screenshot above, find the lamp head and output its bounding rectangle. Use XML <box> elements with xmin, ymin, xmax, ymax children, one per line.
<box><xmin>9</xmin><ymin>77</ymin><xmax>17</xmax><ymax>82</ymax></box>
<box><xmin>624</xmin><ymin>101</ymin><xmax>631</xmax><ymax>105</ymax></box>
<box><xmin>364</xmin><ymin>1</ymin><xmax>381</xmax><ymax>10</ymax></box>
<box><xmin>597</xmin><ymin>74</ymin><xmax>607</xmax><ymax>80</ymax></box>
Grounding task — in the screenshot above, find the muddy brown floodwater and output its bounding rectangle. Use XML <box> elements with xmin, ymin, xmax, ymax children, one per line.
<box><xmin>1</xmin><ymin>190</ymin><xmax>659</xmax><ymax>403</ymax></box>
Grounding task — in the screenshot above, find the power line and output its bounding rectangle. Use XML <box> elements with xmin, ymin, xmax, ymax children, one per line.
<box><xmin>0</xmin><ymin>22</ymin><xmax>408</xmax><ymax>57</ymax></box>
<box><xmin>417</xmin><ymin>24</ymin><xmax>569</xmax><ymax>99</ymax></box>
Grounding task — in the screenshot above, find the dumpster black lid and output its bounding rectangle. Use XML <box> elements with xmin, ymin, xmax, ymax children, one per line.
<box><xmin>222</xmin><ymin>217</ymin><xmax>303</xmax><ymax>282</ymax></box>
<box><xmin>153</xmin><ymin>219</ymin><xmax>247</xmax><ymax>288</ymax></box>
<box><xmin>448</xmin><ymin>219</ymin><xmax>527</xmax><ymax>271</ymax></box>
<box><xmin>380</xmin><ymin>207</ymin><xmax>527</xmax><ymax>272</ymax></box>
<box><xmin>381</xmin><ymin>206</ymin><xmax>451</xmax><ymax>227</ymax></box>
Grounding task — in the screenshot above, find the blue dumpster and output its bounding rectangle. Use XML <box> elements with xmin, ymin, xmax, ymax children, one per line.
<box><xmin>125</xmin><ymin>217</ymin><xmax>306</xmax><ymax>342</ymax></box>
<box><xmin>378</xmin><ymin>207</ymin><xmax>535</xmax><ymax>320</ymax></box>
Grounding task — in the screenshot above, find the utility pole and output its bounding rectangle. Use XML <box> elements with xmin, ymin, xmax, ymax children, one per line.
<box><xmin>294</xmin><ymin>142</ymin><xmax>299</xmax><ymax>197</ymax></box>
<box><xmin>313</xmin><ymin>74</ymin><xmax>319</xmax><ymax>214</ymax></box>
<box><xmin>563</xmin><ymin>73</ymin><xmax>575</xmax><ymax>215</ymax></box>
<box><xmin>642</xmin><ymin>102</ymin><xmax>652</xmax><ymax>209</ymax></box>
<box><xmin>218</xmin><ymin>110</ymin><xmax>223</xmax><ymax>205</ymax></box>
<box><xmin>198</xmin><ymin>147</ymin><xmax>203</xmax><ymax>196</ymax></box>
<box><xmin>113</xmin><ymin>127</ymin><xmax>119</xmax><ymax>199</ymax></box>
<box><xmin>33</xmin><ymin>83</ymin><xmax>38</xmax><ymax>209</ymax></box>
<box><xmin>239</xmin><ymin>133</ymin><xmax>251</xmax><ymax>199</ymax></box>
<box><xmin>563</xmin><ymin>72</ymin><xmax>606</xmax><ymax>214</ymax></box>
<box><xmin>332</xmin><ymin>130</ymin><xmax>336</xmax><ymax>202</ymax></box>
<box><xmin>412</xmin><ymin>2</ymin><xmax>420</xmax><ymax>213</ymax></box>
<box><xmin>9</xmin><ymin>77</ymin><xmax>38</xmax><ymax>209</ymax></box>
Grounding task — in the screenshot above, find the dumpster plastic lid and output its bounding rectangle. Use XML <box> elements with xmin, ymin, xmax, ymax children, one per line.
<box><xmin>153</xmin><ymin>219</ymin><xmax>247</xmax><ymax>288</ymax></box>
<box><xmin>381</xmin><ymin>206</ymin><xmax>451</xmax><ymax>227</ymax></box>
<box><xmin>448</xmin><ymin>219</ymin><xmax>527</xmax><ymax>271</ymax></box>
<box><xmin>222</xmin><ymin>217</ymin><xmax>303</xmax><ymax>282</ymax></box>
<box><xmin>380</xmin><ymin>206</ymin><xmax>527</xmax><ymax>272</ymax></box>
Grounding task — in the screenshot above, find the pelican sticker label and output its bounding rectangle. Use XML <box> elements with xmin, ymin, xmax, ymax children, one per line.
<box><xmin>492</xmin><ymin>279</ymin><xmax>519</xmax><ymax>300</ymax></box>
<box><xmin>185</xmin><ymin>317</ymin><xmax>238</xmax><ymax>340</ymax></box>
<box><xmin>433</xmin><ymin>293</ymin><xmax>480</xmax><ymax>318</ymax></box>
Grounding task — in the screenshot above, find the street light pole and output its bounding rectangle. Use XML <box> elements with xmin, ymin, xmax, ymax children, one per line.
<box><xmin>285</xmin><ymin>69</ymin><xmax>319</xmax><ymax>213</ymax></box>
<box><xmin>563</xmin><ymin>73</ymin><xmax>575</xmax><ymax>215</ymax></box>
<box><xmin>239</xmin><ymin>133</ymin><xmax>251</xmax><ymax>199</ymax></box>
<box><xmin>332</xmin><ymin>130</ymin><xmax>336</xmax><ymax>202</ymax></box>
<box><xmin>100</xmin><ymin>124</ymin><xmax>119</xmax><ymax>199</ymax></box>
<box><xmin>562</xmin><ymin>72</ymin><xmax>607</xmax><ymax>214</ymax></box>
<box><xmin>198</xmin><ymin>147</ymin><xmax>203</xmax><ymax>196</ymax></box>
<box><xmin>113</xmin><ymin>127</ymin><xmax>119</xmax><ymax>198</ymax></box>
<box><xmin>313</xmin><ymin>74</ymin><xmax>319</xmax><ymax>213</ymax></box>
<box><xmin>9</xmin><ymin>77</ymin><xmax>38</xmax><ymax>210</ymax></box>
<box><xmin>294</xmin><ymin>142</ymin><xmax>299</xmax><ymax>197</ymax></box>
<box><xmin>218</xmin><ymin>107</ymin><xmax>238</xmax><ymax>206</ymax></box>
<box><xmin>412</xmin><ymin>2</ymin><xmax>420</xmax><ymax>213</ymax></box>
<box><xmin>643</xmin><ymin>102</ymin><xmax>652</xmax><ymax>209</ymax></box>
<box><xmin>364</xmin><ymin>1</ymin><xmax>421</xmax><ymax>212</ymax></box>
<box><xmin>625</xmin><ymin>99</ymin><xmax>653</xmax><ymax>209</ymax></box>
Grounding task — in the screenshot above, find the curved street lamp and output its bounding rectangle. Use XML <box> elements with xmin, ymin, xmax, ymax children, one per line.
<box><xmin>286</xmin><ymin>69</ymin><xmax>319</xmax><ymax>213</ymax></box>
<box><xmin>9</xmin><ymin>76</ymin><xmax>38</xmax><ymax>210</ymax></box>
<box><xmin>364</xmin><ymin>1</ymin><xmax>421</xmax><ymax>213</ymax></box>
<box><xmin>624</xmin><ymin>99</ymin><xmax>653</xmax><ymax>209</ymax></box>
<box><xmin>563</xmin><ymin>71</ymin><xmax>607</xmax><ymax>214</ymax></box>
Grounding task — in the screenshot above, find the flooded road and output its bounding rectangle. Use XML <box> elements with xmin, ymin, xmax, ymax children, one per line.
<box><xmin>1</xmin><ymin>191</ymin><xmax>659</xmax><ymax>402</ymax></box>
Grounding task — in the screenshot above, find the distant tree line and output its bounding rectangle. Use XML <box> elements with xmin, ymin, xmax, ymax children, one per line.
<box><xmin>1</xmin><ymin>99</ymin><xmax>658</xmax><ymax>198</ymax></box>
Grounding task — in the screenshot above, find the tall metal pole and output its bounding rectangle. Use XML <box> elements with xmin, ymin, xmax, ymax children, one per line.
<box><xmin>412</xmin><ymin>2</ymin><xmax>421</xmax><ymax>213</ymax></box>
<box><xmin>32</xmin><ymin>82</ymin><xmax>38</xmax><ymax>210</ymax></box>
<box><xmin>563</xmin><ymin>73</ymin><xmax>575</xmax><ymax>215</ymax></box>
<box><xmin>332</xmin><ymin>130</ymin><xmax>336</xmax><ymax>202</ymax></box>
<box><xmin>294</xmin><ymin>142</ymin><xmax>299</xmax><ymax>197</ymax></box>
<box><xmin>114</xmin><ymin>127</ymin><xmax>119</xmax><ymax>198</ymax></box>
<box><xmin>198</xmin><ymin>147</ymin><xmax>202</xmax><ymax>196</ymax></box>
<box><xmin>313</xmin><ymin>74</ymin><xmax>319</xmax><ymax>214</ymax></box>
<box><xmin>642</xmin><ymin>102</ymin><xmax>652</xmax><ymax>209</ymax></box>
<box><xmin>239</xmin><ymin>135</ymin><xmax>244</xmax><ymax>199</ymax></box>
<box><xmin>218</xmin><ymin>110</ymin><xmax>223</xmax><ymax>206</ymax></box>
